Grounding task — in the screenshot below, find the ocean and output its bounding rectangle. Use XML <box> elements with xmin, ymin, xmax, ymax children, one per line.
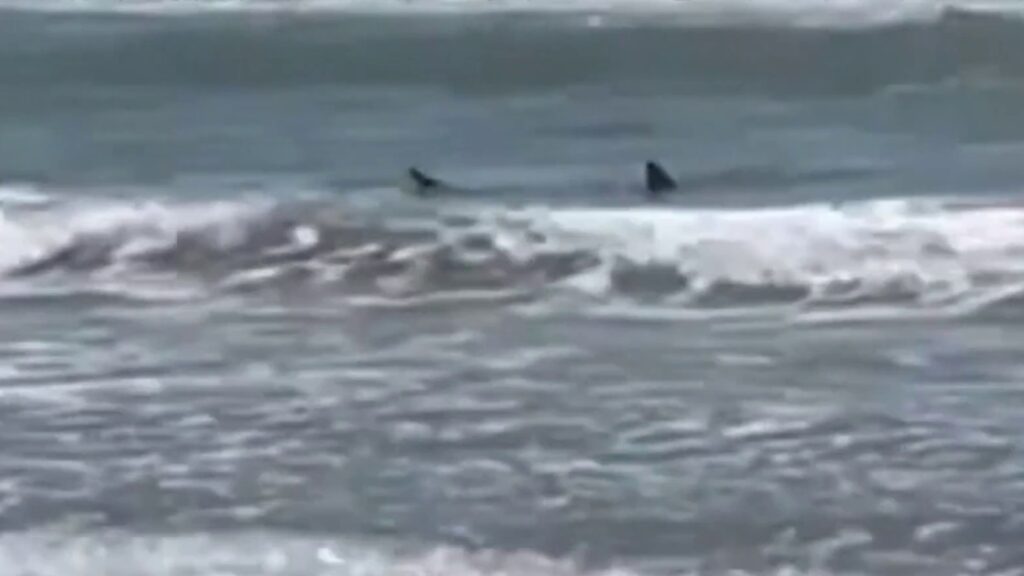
<box><xmin>2</xmin><ymin>1</ymin><xmax>1024</xmax><ymax>574</ymax></box>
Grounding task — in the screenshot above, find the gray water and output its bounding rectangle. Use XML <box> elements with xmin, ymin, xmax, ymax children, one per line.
<box><xmin>3</xmin><ymin>6</ymin><xmax>1024</xmax><ymax>576</ymax></box>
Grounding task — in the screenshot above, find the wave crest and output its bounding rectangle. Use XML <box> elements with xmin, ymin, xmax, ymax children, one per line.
<box><xmin>5</xmin><ymin>191</ymin><xmax>1024</xmax><ymax>316</ymax></box>
<box><xmin>0</xmin><ymin>531</ymin><xmax>641</xmax><ymax>576</ymax></box>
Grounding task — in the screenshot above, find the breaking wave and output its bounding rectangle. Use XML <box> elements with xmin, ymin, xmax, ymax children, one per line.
<box><xmin>4</xmin><ymin>185</ymin><xmax>1024</xmax><ymax>318</ymax></box>
<box><xmin>0</xmin><ymin>531</ymin><xmax>641</xmax><ymax>576</ymax></box>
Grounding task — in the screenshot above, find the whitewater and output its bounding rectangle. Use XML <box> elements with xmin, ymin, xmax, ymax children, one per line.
<box><xmin>2</xmin><ymin>0</ymin><xmax>1024</xmax><ymax>575</ymax></box>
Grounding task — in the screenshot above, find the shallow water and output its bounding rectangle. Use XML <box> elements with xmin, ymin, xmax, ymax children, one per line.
<box><xmin>2</xmin><ymin>3</ymin><xmax>1024</xmax><ymax>575</ymax></box>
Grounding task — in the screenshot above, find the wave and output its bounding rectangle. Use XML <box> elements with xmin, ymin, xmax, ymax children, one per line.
<box><xmin>1</xmin><ymin>6</ymin><xmax>1023</xmax><ymax>95</ymax></box>
<box><xmin>5</xmin><ymin>186</ymin><xmax>1024</xmax><ymax>317</ymax></box>
<box><xmin>0</xmin><ymin>530</ymin><xmax>641</xmax><ymax>576</ymax></box>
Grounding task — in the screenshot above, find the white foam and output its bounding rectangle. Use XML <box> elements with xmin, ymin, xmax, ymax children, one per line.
<box><xmin>5</xmin><ymin>193</ymin><xmax>1024</xmax><ymax>315</ymax></box>
<box><xmin>492</xmin><ymin>197</ymin><xmax>1024</xmax><ymax>308</ymax></box>
<box><xmin>0</xmin><ymin>183</ymin><xmax>55</xmax><ymax>209</ymax></box>
<box><xmin>0</xmin><ymin>196</ymin><xmax>273</xmax><ymax>276</ymax></box>
<box><xmin>0</xmin><ymin>530</ymin><xmax>641</xmax><ymax>576</ymax></box>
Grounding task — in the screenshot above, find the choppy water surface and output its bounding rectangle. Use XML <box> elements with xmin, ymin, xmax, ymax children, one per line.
<box><xmin>2</xmin><ymin>2</ymin><xmax>1024</xmax><ymax>575</ymax></box>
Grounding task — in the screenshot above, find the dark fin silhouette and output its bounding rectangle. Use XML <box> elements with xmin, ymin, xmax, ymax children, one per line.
<box><xmin>404</xmin><ymin>166</ymin><xmax>444</xmax><ymax>196</ymax></box>
<box><xmin>644</xmin><ymin>161</ymin><xmax>677</xmax><ymax>196</ymax></box>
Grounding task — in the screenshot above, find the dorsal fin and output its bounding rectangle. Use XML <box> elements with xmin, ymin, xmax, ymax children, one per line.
<box><xmin>409</xmin><ymin>167</ymin><xmax>440</xmax><ymax>188</ymax></box>
<box><xmin>644</xmin><ymin>161</ymin><xmax>677</xmax><ymax>195</ymax></box>
<box><xmin>404</xmin><ymin>166</ymin><xmax>443</xmax><ymax>195</ymax></box>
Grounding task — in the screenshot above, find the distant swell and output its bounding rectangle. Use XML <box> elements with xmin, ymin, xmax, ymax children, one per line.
<box><xmin>1</xmin><ymin>8</ymin><xmax>1023</xmax><ymax>95</ymax></box>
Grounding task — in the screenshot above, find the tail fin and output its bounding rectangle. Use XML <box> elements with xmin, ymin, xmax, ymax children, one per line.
<box><xmin>404</xmin><ymin>166</ymin><xmax>443</xmax><ymax>196</ymax></box>
<box><xmin>644</xmin><ymin>161</ymin><xmax>677</xmax><ymax>195</ymax></box>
